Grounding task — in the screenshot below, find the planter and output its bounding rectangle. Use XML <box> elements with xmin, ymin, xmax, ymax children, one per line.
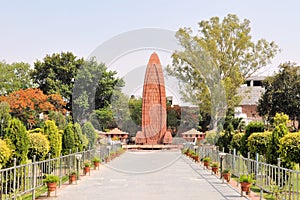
<box><xmin>211</xmin><ymin>167</ymin><xmax>218</xmax><ymax>174</ymax></box>
<box><xmin>93</xmin><ymin>161</ymin><xmax>100</xmax><ymax>170</ymax></box>
<box><xmin>193</xmin><ymin>155</ymin><xmax>200</xmax><ymax>162</ymax></box>
<box><xmin>47</xmin><ymin>182</ymin><xmax>57</xmax><ymax>192</ymax></box>
<box><xmin>69</xmin><ymin>174</ymin><xmax>76</xmax><ymax>184</ymax></box>
<box><xmin>84</xmin><ymin>166</ymin><xmax>90</xmax><ymax>176</ymax></box>
<box><xmin>240</xmin><ymin>182</ymin><xmax>251</xmax><ymax>195</ymax></box>
<box><xmin>204</xmin><ymin>161</ymin><xmax>209</xmax><ymax>168</ymax></box>
<box><xmin>223</xmin><ymin>173</ymin><xmax>230</xmax><ymax>182</ymax></box>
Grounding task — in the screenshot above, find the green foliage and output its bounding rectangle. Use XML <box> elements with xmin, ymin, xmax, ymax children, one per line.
<box><xmin>279</xmin><ymin>132</ymin><xmax>300</xmax><ymax>165</ymax></box>
<box><xmin>230</xmin><ymin>132</ymin><xmax>244</xmax><ymax>152</ymax></box>
<box><xmin>72</xmin><ymin>58</ymin><xmax>124</xmax><ymax>124</ymax></box>
<box><xmin>48</xmin><ymin>111</ymin><xmax>66</xmax><ymax>130</ymax></box>
<box><xmin>0</xmin><ymin>61</ymin><xmax>33</xmax><ymax>95</ymax></box>
<box><xmin>92</xmin><ymin>157</ymin><xmax>101</xmax><ymax>163</ymax></box>
<box><xmin>90</xmin><ymin>107</ymin><xmax>114</xmax><ymax>131</ymax></box>
<box><xmin>216</xmin><ymin>130</ymin><xmax>233</xmax><ymax>152</ymax></box>
<box><xmin>82</xmin><ymin>121</ymin><xmax>96</xmax><ymax>148</ymax></box>
<box><xmin>31</xmin><ymin>52</ymin><xmax>84</xmax><ymax>110</ymax></box>
<box><xmin>73</xmin><ymin>123</ymin><xmax>85</xmax><ymax>151</ymax></box>
<box><xmin>203</xmin><ymin>157</ymin><xmax>211</xmax><ymax>162</ymax></box>
<box><xmin>211</xmin><ymin>162</ymin><xmax>218</xmax><ymax>167</ymax></box>
<box><xmin>204</xmin><ymin>130</ymin><xmax>218</xmax><ymax>145</ymax></box>
<box><xmin>239</xmin><ymin>174</ymin><xmax>253</xmax><ymax>183</ymax></box>
<box><xmin>258</xmin><ymin>63</ymin><xmax>300</xmax><ymax>129</ymax></box>
<box><xmin>247</xmin><ymin>131</ymin><xmax>271</xmax><ymax>159</ymax></box>
<box><xmin>43</xmin><ymin>120</ymin><xmax>62</xmax><ymax>158</ymax></box>
<box><xmin>44</xmin><ymin>174</ymin><xmax>59</xmax><ymax>183</ymax></box>
<box><xmin>28</xmin><ymin>132</ymin><xmax>50</xmax><ymax>161</ymax></box>
<box><xmin>267</xmin><ymin>114</ymin><xmax>289</xmax><ymax>165</ymax></box>
<box><xmin>4</xmin><ymin>118</ymin><xmax>29</xmax><ymax>165</ymax></box>
<box><xmin>240</xmin><ymin>121</ymin><xmax>265</xmax><ymax>157</ymax></box>
<box><xmin>0</xmin><ymin>139</ymin><xmax>12</xmax><ymax>169</ymax></box>
<box><xmin>166</xmin><ymin>14</ymin><xmax>279</xmax><ymax>124</ymax></box>
<box><xmin>62</xmin><ymin>123</ymin><xmax>76</xmax><ymax>155</ymax></box>
<box><xmin>0</xmin><ymin>101</ymin><xmax>11</xmax><ymax>138</ymax></box>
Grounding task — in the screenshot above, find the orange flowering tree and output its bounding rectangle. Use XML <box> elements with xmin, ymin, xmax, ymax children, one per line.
<box><xmin>0</xmin><ymin>88</ymin><xmax>66</xmax><ymax>128</ymax></box>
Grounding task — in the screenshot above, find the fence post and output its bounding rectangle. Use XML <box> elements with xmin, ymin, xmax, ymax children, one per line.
<box><xmin>48</xmin><ymin>153</ymin><xmax>51</xmax><ymax>174</ymax></box>
<box><xmin>69</xmin><ymin>149</ymin><xmax>72</xmax><ymax>172</ymax></box>
<box><xmin>255</xmin><ymin>153</ymin><xmax>259</xmax><ymax>180</ymax></box>
<box><xmin>31</xmin><ymin>155</ymin><xmax>36</xmax><ymax>200</ymax></box>
<box><xmin>13</xmin><ymin>158</ymin><xmax>16</xmax><ymax>200</ymax></box>
<box><xmin>59</xmin><ymin>155</ymin><xmax>62</xmax><ymax>188</ymax></box>
<box><xmin>247</xmin><ymin>152</ymin><xmax>250</xmax><ymax>174</ymax></box>
<box><xmin>277</xmin><ymin>158</ymin><xmax>281</xmax><ymax>188</ymax></box>
<box><xmin>233</xmin><ymin>149</ymin><xmax>236</xmax><ymax>176</ymax></box>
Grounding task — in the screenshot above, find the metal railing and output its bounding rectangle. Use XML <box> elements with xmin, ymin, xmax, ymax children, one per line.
<box><xmin>0</xmin><ymin>143</ymin><xmax>122</xmax><ymax>200</ymax></box>
<box><xmin>183</xmin><ymin>144</ymin><xmax>300</xmax><ymax>200</ymax></box>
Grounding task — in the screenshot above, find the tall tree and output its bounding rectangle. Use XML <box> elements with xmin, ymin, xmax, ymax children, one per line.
<box><xmin>82</xmin><ymin>121</ymin><xmax>96</xmax><ymax>148</ymax></box>
<box><xmin>0</xmin><ymin>102</ymin><xmax>11</xmax><ymax>138</ymax></box>
<box><xmin>62</xmin><ymin>123</ymin><xmax>76</xmax><ymax>155</ymax></box>
<box><xmin>4</xmin><ymin>118</ymin><xmax>29</xmax><ymax>165</ymax></box>
<box><xmin>257</xmin><ymin>62</ymin><xmax>300</xmax><ymax>129</ymax></box>
<box><xmin>72</xmin><ymin>58</ymin><xmax>124</xmax><ymax>124</ymax></box>
<box><xmin>43</xmin><ymin>120</ymin><xmax>62</xmax><ymax>158</ymax></box>
<box><xmin>0</xmin><ymin>88</ymin><xmax>66</xmax><ymax>129</ymax></box>
<box><xmin>166</xmin><ymin>14</ymin><xmax>279</xmax><ymax>130</ymax></box>
<box><xmin>31</xmin><ymin>52</ymin><xmax>84</xmax><ymax>110</ymax></box>
<box><xmin>0</xmin><ymin>61</ymin><xmax>33</xmax><ymax>95</ymax></box>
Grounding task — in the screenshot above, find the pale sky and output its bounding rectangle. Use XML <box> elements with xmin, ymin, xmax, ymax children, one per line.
<box><xmin>1</xmin><ymin>1</ymin><xmax>300</xmax><ymax>67</ymax></box>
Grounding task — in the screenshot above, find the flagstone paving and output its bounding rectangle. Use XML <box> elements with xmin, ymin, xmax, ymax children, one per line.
<box><xmin>43</xmin><ymin>150</ymin><xmax>249</xmax><ymax>200</ymax></box>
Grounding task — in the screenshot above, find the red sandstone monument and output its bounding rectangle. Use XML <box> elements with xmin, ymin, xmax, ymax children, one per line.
<box><xmin>136</xmin><ymin>52</ymin><xmax>172</xmax><ymax>145</ymax></box>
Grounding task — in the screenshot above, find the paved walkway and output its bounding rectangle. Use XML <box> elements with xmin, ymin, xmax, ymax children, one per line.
<box><xmin>42</xmin><ymin>150</ymin><xmax>249</xmax><ymax>200</ymax></box>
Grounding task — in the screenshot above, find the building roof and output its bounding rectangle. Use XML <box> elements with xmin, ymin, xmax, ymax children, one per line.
<box><xmin>237</xmin><ymin>86</ymin><xmax>265</xmax><ymax>105</ymax></box>
<box><xmin>181</xmin><ymin>128</ymin><xmax>204</xmax><ymax>135</ymax></box>
<box><xmin>103</xmin><ymin>128</ymin><xmax>128</xmax><ymax>135</ymax></box>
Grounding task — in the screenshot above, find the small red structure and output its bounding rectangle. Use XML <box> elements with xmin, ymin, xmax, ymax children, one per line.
<box><xmin>182</xmin><ymin>128</ymin><xmax>205</xmax><ymax>143</ymax></box>
<box><xmin>99</xmin><ymin>128</ymin><xmax>128</xmax><ymax>143</ymax></box>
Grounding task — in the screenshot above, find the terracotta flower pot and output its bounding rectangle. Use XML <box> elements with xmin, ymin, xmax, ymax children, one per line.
<box><xmin>240</xmin><ymin>182</ymin><xmax>251</xmax><ymax>195</ymax></box>
<box><xmin>84</xmin><ymin>166</ymin><xmax>90</xmax><ymax>175</ymax></box>
<box><xmin>193</xmin><ymin>156</ymin><xmax>200</xmax><ymax>162</ymax></box>
<box><xmin>212</xmin><ymin>167</ymin><xmax>218</xmax><ymax>174</ymax></box>
<box><xmin>47</xmin><ymin>182</ymin><xmax>57</xmax><ymax>192</ymax></box>
<box><xmin>204</xmin><ymin>161</ymin><xmax>209</xmax><ymax>168</ymax></box>
<box><xmin>69</xmin><ymin>174</ymin><xmax>76</xmax><ymax>184</ymax></box>
<box><xmin>223</xmin><ymin>173</ymin><xmax>230</xmax><ymax>182</ymax></box>
<box><xmin>94</xmin><ymin>162</ymin><xmax>100</xmax><ymax>170</ymax></box>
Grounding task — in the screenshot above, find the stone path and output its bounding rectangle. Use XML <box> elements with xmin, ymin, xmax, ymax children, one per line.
<box><xmin>42</xmin><ymin>150</ymin><xmax>249</xmax><ymax>200</ymax></box>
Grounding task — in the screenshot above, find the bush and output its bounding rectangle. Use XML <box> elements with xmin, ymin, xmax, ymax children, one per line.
<box><xmin>240</xmin><ymin>121</ymin><xmax>265</xmax><ymax>157</ymax></box>
<box><xmin>203</xmin><ymin>157</ymin><xmax>211</xmax><ymax>162</ymax></box>
<box><xmin>44</xmin><ymin>120</ymin><xmax>62</xmax><ymax>158</ymax></box>
<box><xmin>279</xmin><ymin>132</ymin><xmax>300</xmax><ymax>165</ymax></box>
<box><xmin>28</xmin><ymin>132</ymin><xmax>50</xmax><ymax>161</ymax></box>
<box><xmin>0</xmin><ymin>139</ymin><xmax>12</xmax><ymax>169</ymax></box>
<box><xmin>92</xmin><ymin>157</ymin><xmax>101</xmax><ymax>163</ymax></box>
<box><xmin>247</xmin><ymin>131</ymin><xmax>271</xmax><ymax>159</ymax></box>
<box><xmin>83</xmin><ymin>121</ymin><xmax>96</xmax><ymax>148</ymax></box>
<box><xmin>62</xmin><ymin>123</ymin><xmax>76</xmax><ymax>155</ymax></box>
<box><xmin>230</xmin><ymin>132</ymin><xmax>244</xmax><ymax>152</ymax></box>
<box><xmin>4</xmin><ymin>118</ymin><xmax>29</xmax><ymax>165</ymax></box>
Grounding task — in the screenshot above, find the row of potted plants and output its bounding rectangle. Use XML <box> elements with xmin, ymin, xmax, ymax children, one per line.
<box><xmin>202</xmin><ymin>156</ymin><xmax>253</xmax><ymax>196</ymax></box>
<box><xmin>105</xmin><ymin>148</ymin><xmax>125</xmax><ymax>162</ymax></box>
<box><xmin>202</xmin><ymin>157</ymin><xmax>231</xmax><ymax>182</ymax></box>
<box><xmin>182</xmin><ymin>148</ymin><xmax>200</xmax><ymax>162</ymax></box>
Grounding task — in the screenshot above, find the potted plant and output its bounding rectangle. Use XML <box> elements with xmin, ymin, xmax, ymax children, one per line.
<box><xmin>44</xmin><ymin>174</ymin><xmax>59</xmax><ymax>197</ymax></box>
<box><xmin>104</xmin><ymin>155</ymin><xmax>110</xmax><ymax>163</ymax></box>
<box><xmin>68</xmin><ymin>171</ymin><xmax>77</xmax><ymax>184</ymax></box>
<box><xmin>239</xmin><ymin>174</ymin><xmax>253</xmax><ymax>195</ymax></box>
<box><xmin>203</xmin><ymin>157</ymin><xmax>210</xmax><ymax>168</ymax></box>
<box><xmin>211</xmin><ymin>162</ymin><xmax>219</xmax><ymax>174</ymax></box>
<box><xmin>192</xmin><ymin>152</ymin><xmax>200</xmax><ymax>162</ymax></box>
<box><xmin>222</xmin><ymin>169</ymin><xmax>231</xmax><ymax>182</ymax></box>
<box><xmin>84</xmin><ymin>161</ymin><xmax>91</xmax><ymax>175</ymax></box>
<box><xmin>92</xmin><ymin>157</ymin><xmax>101</xmax><ymax>170</ymax></box>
